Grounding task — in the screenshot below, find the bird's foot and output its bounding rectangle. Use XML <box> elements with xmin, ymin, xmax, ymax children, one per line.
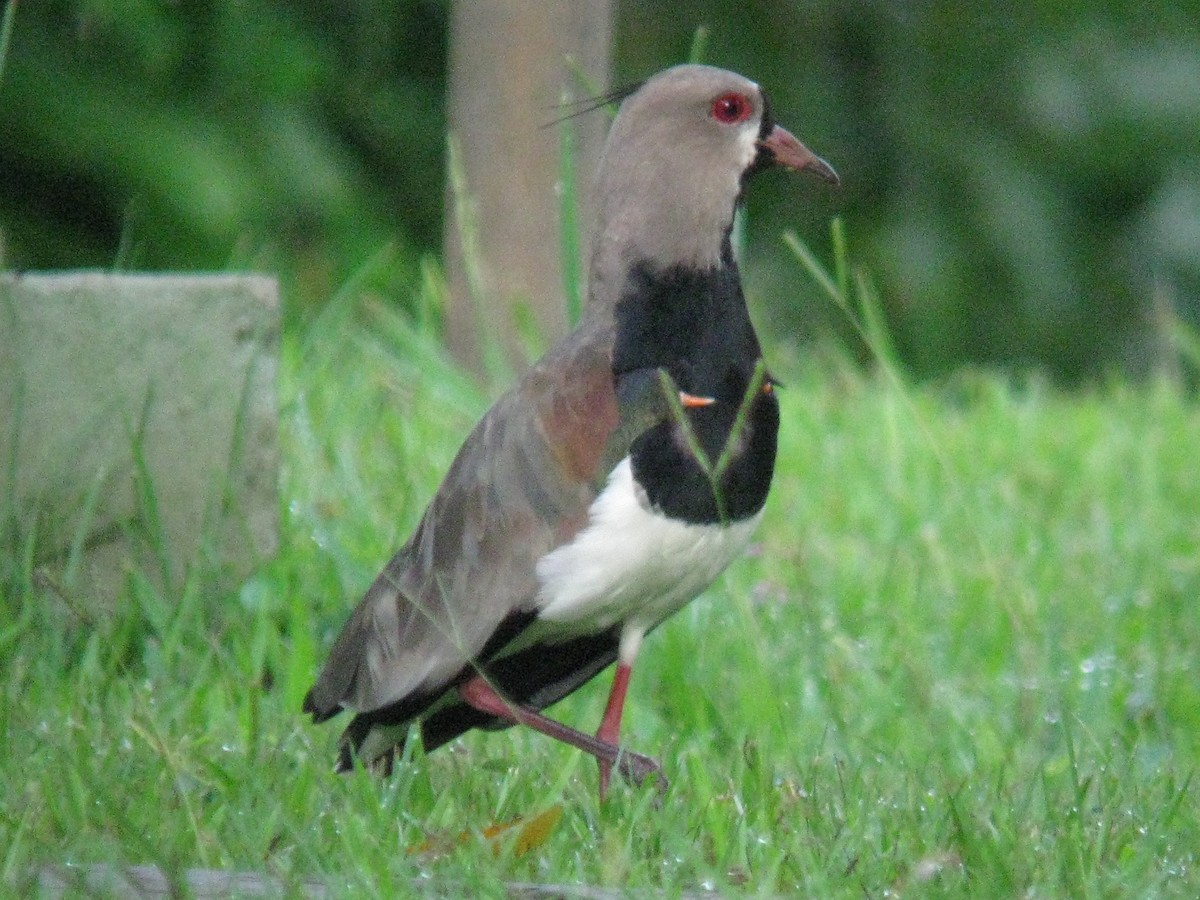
<box><xmin>614</xmin><ymin>748</ymin><xmax>667</xmax><ymax>796</ymax></box>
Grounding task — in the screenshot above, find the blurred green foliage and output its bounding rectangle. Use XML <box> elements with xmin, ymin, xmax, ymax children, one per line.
<box><xmin>2</xmin><ymin>0</ymin><xmax>1199</xmax><ymax>378</ymax></box>
<box><xmin>0</xmin><ymin>0</ymin><xmax>447</xmax><ymax>316</ymax></box>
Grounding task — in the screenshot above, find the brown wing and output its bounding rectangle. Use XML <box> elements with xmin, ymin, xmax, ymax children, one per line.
<box><xmin>303</xmin><ymin>317</ymin><xmax>621</xmax><ymax>723</ymax></box>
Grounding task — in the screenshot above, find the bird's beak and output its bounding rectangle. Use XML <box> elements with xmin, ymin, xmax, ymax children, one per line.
<box><xmin>758</xmin><ymin>125</ymin><xmax>839</xmax><ymax>185</ymax></box>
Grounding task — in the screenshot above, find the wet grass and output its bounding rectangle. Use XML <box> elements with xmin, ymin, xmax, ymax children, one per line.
<box><xmin>3</xmin><ymin>273</ymin><xmax>1199</xmax><ymax>896</ymax></box>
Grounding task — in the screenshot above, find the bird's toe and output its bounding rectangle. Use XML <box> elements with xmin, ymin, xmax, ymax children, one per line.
<box><xmin>615</xmin><ymin>749</ymin><xmax>667</xmax><ymax>795</ymax></box>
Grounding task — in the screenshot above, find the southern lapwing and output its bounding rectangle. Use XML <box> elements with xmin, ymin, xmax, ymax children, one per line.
<box><xmin>304</xmin><ymin>64</ymin><xmax>838</xmax><ymax>797</ymax></box>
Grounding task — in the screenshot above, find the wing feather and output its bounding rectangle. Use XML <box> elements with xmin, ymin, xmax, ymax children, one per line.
<box><xmin>303</xmin><ymin>320</ymin><xmax>621</xmax><ymax>725</ymax></box>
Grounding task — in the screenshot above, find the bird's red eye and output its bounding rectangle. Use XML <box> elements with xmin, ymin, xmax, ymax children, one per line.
<box><xmin>710</xmin><ymin>92</ymin><xmax>752</xmax><ymax>124</ymax></box>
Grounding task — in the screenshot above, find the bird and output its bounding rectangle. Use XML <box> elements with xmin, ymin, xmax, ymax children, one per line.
<box><xmin>303</xmin><ymin>63</ymin><xmax>838</xmax><ymax>798</ymax></box>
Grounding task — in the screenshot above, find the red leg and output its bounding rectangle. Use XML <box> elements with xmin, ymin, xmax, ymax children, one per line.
<box><xmin>595</xmin><ymin>662</ymin><xmax>632</xmax><ymax>798</ymax></box>
<box><xmin>458</xmin><ymin>675</ymin><xmax>663</xmax><ymax>796</ymax></box>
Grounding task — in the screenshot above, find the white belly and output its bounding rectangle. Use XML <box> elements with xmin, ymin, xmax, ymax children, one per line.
<box><xmin>535</xmin><ymin>457</ymin><xmax>762</xmax><ymax>634</ymax></box>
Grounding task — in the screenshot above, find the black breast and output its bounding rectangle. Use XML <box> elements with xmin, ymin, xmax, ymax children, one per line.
<box><xmin>612</xmin><ymin>250</ymin><xmax>780</xmax><ymax>525</ymax></box>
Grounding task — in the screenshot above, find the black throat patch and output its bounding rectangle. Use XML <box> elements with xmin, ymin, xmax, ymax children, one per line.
<box><xmin>612</xmin><ymin>245</ymin><xmax>779</xmax><ymax>525</ymax></box>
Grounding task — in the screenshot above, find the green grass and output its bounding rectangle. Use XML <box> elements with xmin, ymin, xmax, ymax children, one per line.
<box><xmin>3</xmin><ymin>267</ymin><xmax>1200</xmax><ymax>896</ymax></box>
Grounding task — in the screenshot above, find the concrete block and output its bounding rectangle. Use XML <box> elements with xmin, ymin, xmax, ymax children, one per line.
<box><xmin>0</xmin><ymin>272</ymin><xmax>280</xmax><ymax>605</ymax></box>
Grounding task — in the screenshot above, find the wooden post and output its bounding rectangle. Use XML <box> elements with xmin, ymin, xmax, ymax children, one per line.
<box><xmin>443</xmin><ymin>0</ymin><xmax>612</xmax><ymax>380</ymax></box>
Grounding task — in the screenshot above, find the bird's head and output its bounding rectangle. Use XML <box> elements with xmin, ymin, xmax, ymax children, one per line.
<box><xmin>590</xmin><ymin>64</ymin><xmax>837</xmax><ymax>282</ymax></box>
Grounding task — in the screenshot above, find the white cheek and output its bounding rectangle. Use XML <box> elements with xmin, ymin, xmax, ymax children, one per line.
<box><xmin>534</xmin><ymin>457</ymin><xmax>761</xmax><ymax>633</ymax></box>
<box><xmin>737</xmin><ymin>122</ymin><xmax>760</xmax><ymax>171</ymax></box>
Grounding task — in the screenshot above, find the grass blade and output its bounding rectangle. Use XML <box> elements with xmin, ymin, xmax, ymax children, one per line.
<box><xmin>0</xmin><ymin>0</ymin><xmax>16</xmax><ymax>93</ymax></box>
<box><xmin>557</xmin><ymin>94</ymin><xmax>584</xmax><ymax>327</ymax></box>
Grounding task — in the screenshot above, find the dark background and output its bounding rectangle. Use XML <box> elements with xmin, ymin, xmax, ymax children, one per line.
<box><xmin>2</xmin><ymin>1</ymin><xmax>1198</xmax><ymax>381</ymax></box>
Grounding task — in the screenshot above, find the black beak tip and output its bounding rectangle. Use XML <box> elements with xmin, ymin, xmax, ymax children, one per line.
<box><xmin>807</xmin><ymin>155</ymin><xmax>840</xmax><ymax>186</ymax></box>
